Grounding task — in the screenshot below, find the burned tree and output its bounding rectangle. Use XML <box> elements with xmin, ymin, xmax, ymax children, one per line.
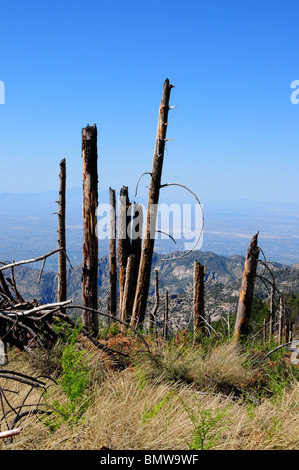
<box><xmin>82</xmin><ymin>124</ymin><xmax>99</xmax><ymax>336</ymax></box>
<box><xmin>163</xmin><ymin>289</ymin><xmax>169</xmax><ymax>340</ymax></box>
<box><xmin>193</xmin><ymin>261</ymin><xmax>205</xmax><ymax>337</ymax></box>
<box><xmin>234</xmin><ymin>233</ymin><xmax>260</xmax><ymax>342</ymax></box>
<box><xmin>57</xmin><ymin>158</ymin><xmax>67</xmax><ymax>303</ymax></box>
<box><xmin>118</xmin><ymin>186</ymin><xmax>131</xmax><ymax>316</ymax></box>
<box><xmin>130</xmin><ymin>203</ymin><xmax>143</xmax><ymax>315</ymax></box>
<box><xmin>131</xmin><ymin>78</ymin><xmax>173</xmax><ymax>328</ymax></box>
<box><xmin>109</xmin><ymin>187</ymin><xmax>117</xmax><ymax>317</ymax></box>
<box><xmin>149</xmin><ymin>268</ymin><xmax>159</xmax><ymax>334</ymax></box>
<box><xmin>120</xmin><ymin>254</ymin><xmax>136</xmax><ymax>330</ymax></box>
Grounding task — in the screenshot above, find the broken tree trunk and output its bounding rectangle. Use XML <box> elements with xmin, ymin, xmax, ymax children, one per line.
<box><xmin>82</xmin><ymin>124</ymin><xmax>99</xmax><ymax>336</ymax></box>
<box><xmin>130</xmin><ymin>203</ymin><xmax>143</xmax><ymax>299</ymax></box>
<box><xmin>234</xmin><ymin>233</ymin><xmax>260</xmax><ymax>342</ymax></box>
<box><xmin>120</xmin><ymin>254</ymin><xmax>136</xmax><ymax>331</ymax></box>
<box><xmin>57</xmin><ymin>158</ymin><xmax>67</xmax><ymax>303</ymax></box>
<box><xmin>193</xmin><ymin>261</ymin><xmax>205</xmax><ymax>337</ymax></box>
<box><xmin>163</xmin><ymin>289</ymin><xmax>169</xmax><ymax>339</ymax></box>
<box><xmin>269</xmin><ymin>283</ymin><xmax>275</xmax><ymax>340</ymax></box>
<box><xmin>130</xmin><ymin>78</ymin><xmax>173</xmax><ymax>328</ymax></box>
<box><xmin>109</xmin><ymin>187</ymin><xmax>117</xmax><ymax>317</ymax></box>
<box><xmin>278</xmin><ymin>294</ymin><xmax>284</xmax><ymax>343</ymax></box>
<box><xmin>149</xmin><ymin>268</ymin><xmax>159</xmax><ymax>334</ymax></box>
<box><xmin>118</xmin><ymin>186</ymin><xmax>131</xmax><ymax>315</ymax></box>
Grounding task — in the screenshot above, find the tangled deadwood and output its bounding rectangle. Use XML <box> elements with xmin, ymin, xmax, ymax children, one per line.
<box><xmin>0</xmin><ymin>369</ymin><xmax>61</xmax><ymax>443</ymax></box>
<box><xmin>0</xmin><ymin>251</ymin><xmax>154</xmax><ymax>364</ymax></box>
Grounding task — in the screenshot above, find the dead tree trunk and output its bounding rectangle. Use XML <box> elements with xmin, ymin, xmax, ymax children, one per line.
<box><xmin>234</xmin><ymin>233</ymin><xmax>260</xmax><ymax>342</ymax></box>
<box><xmin>120</xmin><ymin>254</ymin><xmax>135</xmax><ymax>331</ymax></box>
<box><xmin>263</xmin><ymin>318</ymin><xmax>266</xmax><ymax>342</ymax></box>
<box><xmin>278</xmin><ymin>294</ymin><xmax>284</xmax><ymax>343</ymax></box>
<box><xmin>149</xmin><ymin>268</ymin><xmax>159</xmax><ymax>334</ymax></box>
<box><xmin>131</xmin><ymin>78</ymin><xmax>173</xmax><ymax>328</ymax></box>
<box><xmin>82</xmin><ymin>124</ymin><xmax>99</xmax><ymax>336</ymax></box>
<box><xmin>57</xmin><ymin>158</ymin><xmax>67</xmax><ymax>303</ymax></box>
<box><xmin>109</xmin><ymin>187</ymin><xmax>117</xmax><ymax>317</ymax></box>
<box><xmin>269</xmin><ymin>283</ymin><xmax>275</xmax><ymax>340</ymax></box>
<box><xmin>163</xmin><ymin>289</ymin><xmax>169</xmax><ymax>340</ymax></box>
<box><xmin>193</xmin><ymin>261</ymin><xmax>205</xmax><ymax>337</ymax></box>
<box><xmin>118</xmin><ymin>186</ymin><xmax>131</xmax><ymax>316</ymax></box>
<box><xmin>131</xmin><ymin>203</ymin><xmax>143</xmax><ymax>293</ymax></box>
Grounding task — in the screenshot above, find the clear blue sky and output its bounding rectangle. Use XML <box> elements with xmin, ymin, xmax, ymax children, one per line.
<box><xmin>1</xmin><ymin>0</ymin><xmax>299</xmax><ymax>203</ymax></box>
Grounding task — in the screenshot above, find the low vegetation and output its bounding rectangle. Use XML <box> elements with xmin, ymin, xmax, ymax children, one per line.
<box><xmin>1</xmin><ymin>323</ymin><xmax>298</xmax><ymax>451</ymax></box>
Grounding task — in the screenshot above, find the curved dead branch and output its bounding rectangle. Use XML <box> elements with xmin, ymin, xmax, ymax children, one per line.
<box><xmin>132</xmin><ymin>172</ymin><xmax>151</xmax><ymax>204</ymax></box>
<box><xmin>159</xmin><ymin>182</ymin><xmax>204</xmax><ymax>260</ymax></box>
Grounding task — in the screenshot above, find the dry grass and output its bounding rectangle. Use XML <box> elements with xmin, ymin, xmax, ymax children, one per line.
<box><xmin>1</xmin><ymin>341</ymin><xmax>298</xmax><ymax>451</ymax></box>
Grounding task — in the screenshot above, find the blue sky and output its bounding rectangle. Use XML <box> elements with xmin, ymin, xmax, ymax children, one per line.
<box><xmin>1</xmin><ymin>0</ymin><xmax>299</xmax><ymax>203</ymax></box>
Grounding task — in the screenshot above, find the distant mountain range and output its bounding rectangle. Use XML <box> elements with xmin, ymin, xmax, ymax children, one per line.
<box><xmin>1</xmin><ymin>188</ymin><xmax>299</xmax><ymax>270</ymax></box>
<box><xmin>6</xmin><ymin>249</ymin><xmax>299</xmax><ymax>332</ymax></box>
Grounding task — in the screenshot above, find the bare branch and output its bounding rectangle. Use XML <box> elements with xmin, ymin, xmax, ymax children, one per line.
<box><xmin>0</xmin><ymin>248</ymin><xmax>62</xmax><ymax>273</ymax></box>
<box><xmin>159</xmin><ymin>182</ymin><xmax>204</xmax><ymax>260</ymax></box>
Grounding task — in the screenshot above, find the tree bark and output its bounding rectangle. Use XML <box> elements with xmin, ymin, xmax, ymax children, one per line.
<box><xmin>269</xmin><ymin>283</ymin><xmax>275</xmax><ymax>340</ymax></box>
<box><xmin>149</xmin><ymin>268</ymin><xmax>159</xmax><ymax>334</ymax></box>
<box><xmin>82</xmin><ymin>124</ymin><xmax>99</xmax><ymax>336</ymax></box>
<box><xmin>163</xmin><ymin>289</ymin><xmax>169</xmax><ymax>339</ymax></box>
<box><xmin>120</xmin><ymin>254</ymin><xmax>135</xmax><ymax>331</ymax></box>
<box><xmin>193</xmin><ymin>261</ymin><xmax>205</xmax><ymax>336</ymax></box>
<box><xmin>57</xmin><ymin>158</ymin><xmax>67</xmax><ymax>303</ymax></box>
<box><xmin>118</xmin><ymin>186</ymin><xmax>131</xmax><ymax>315</ymax></box>
<box><xmin>131</xmin><ymin>78</ymin><xmax>173</xmax><ymax>327</ymax></box>
<box><xmin>234</xmin><ymin>233</ymin><xmax>260</xmax><ymax>342</ymax></box>
<box><xmin>109</xmin><ymin>187</ymin><xmax>117</xmax><ymax>317</ymax></box>
<box><xmin>278</xmin><ymin>294</ymin><xmax>284</xmax><ymax>343</ymax></box>
<box><xmin>131</xmin><ymin>203</ymin><xmax>143</xmax><ymax>294</ymax></box>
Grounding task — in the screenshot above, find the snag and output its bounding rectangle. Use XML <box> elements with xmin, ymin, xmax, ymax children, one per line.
<box><xmin>82</xmin><ymin>124</ymin><xmax>99</xmax><ymax>336</ymax></box>
<box><xmin>234</xmin><ymin>233</ymin><xmax>260</xmax><ymax>342</ymax></box>
<box><xmin>131</xmin><ymin>79</ymin><xmax>173</xmax><ymax>327</ymax></box>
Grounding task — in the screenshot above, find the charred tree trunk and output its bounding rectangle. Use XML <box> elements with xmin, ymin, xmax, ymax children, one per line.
<box><xmin>269</xmin><ymin>283</ymin><xmax>275</xmax><ymax>340</ymax></box>
<box><xmin>278</xmin><ymin>294</ymin><xmax>284</xmax><ymax>343</ymax></box>
<box><xmin>234</xmin><ymin>233</ymin><xmax>260</xmax><ymax>342</ymax></box>
<box><xmin>131</xmin><ymin>78</ymin><xmax>173</xmax><ymax>328</ymax></box>
<box><xmin>118</xmin><ymin>186</ymin><xmax>131</xmax><ymax>316</ymax></box>
<box><xmin>131</xmin><ymin>203</ymin><xmax>143</xmax><ymax>300</ymax></box>
<box><xmin>57</xmin><ymin>158</ymin><xmax>67</xmax><ymax>303</ymax></box>
<box><xmin>120</xmin><ymin>254</ymin><xmax>135</xmax><ymax>331</ymax></box>
<box><xmin>82</xmin><ymin>124</ymin><xmax>99</xmax><ymax>336</ymax></box>
<box><xmin>149</xmin><ymin>268</ymin><xmax>159</xmax><ymax>334</ymax></box>
<box><xmin>109</xmin><ymin>187</ymin><xmax>117</xmax><ymax>317</ymax></box>
<box><xmin>163</xmin><ymin>289</ymin><xmax>169</xmax><ymax>340</ymax></box>
<box><xmin>193</xmin><ymin>261</ymin><xmax>205</xmax><ymax>337</ymax></box>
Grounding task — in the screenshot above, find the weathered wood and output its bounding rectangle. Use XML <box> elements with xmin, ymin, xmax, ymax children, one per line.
<box><xmin>263</xmin><ymin>318</ymin><xmax>266</xmax><ymax>342</ymax></box>
<box><xmin>109</xmin><ymin>187</ymin><xmax>117</xmax><ymax>317</ymax></box>
<box><xmin>131</xmin><ymin>79</ymin><xmax>173</xmax><ymax>327</ymax></box>
<box><xmin>120</xmin><ymin>254</ymin><xmax>135</xmax><ymax>331</ymax></box>
<box><xmin>278</xmin><ymin>294</ymin><xmax>284</xmax><ymax>343</ymax></box>
<box><xmin>82</xmin><ymin>124</ymin><xmax>99</xmax><ymax>336</ymax></box>
<box><xmin>118</xmin><ymin>186</ymin><xmax>131</xmax><ymax>315</ymax></box>
<box><xmin>0</xmin><ymin>248</ymin><xmax>63</xmax><ymax>273</ymax></box>
<box><xmin>0</xmin><ymin>427</ymin><xmax>22</xmax><ymax>439</ymax></box>
<box><xmin>149</xmin><ymin>268</ymin><xmax>159</xmax><ymax>334</ymax></box>
<box><xmin>131</xmin><ymin>203</ymin><xmax>143</xmax><ymax>276</ymax></box>
<box><xmin>0</xmin><ymin>339</ymin><xmax>7</xmax><ymax>365</ymax></box>
<box><xmin>234</xmin><ymin>233</ymin><xmax>260</xmax><ymax>342</ymax></box>
<box><xmin>269</xmin><ymin>283</ymin><xmax>275</xmax><ymax>340</ymax></box>
<box><xmin>193</xmin><ymin>261</ymin><xmax>205</xmax><ymax>336</ymax></box>
<box><xmin>163</xmin><ymin>289</ymin><xmax>169</xmax><ymax>339</ymax></box>
<box><xmin>57</xmin><ymin>158</ymin><xmax>67</xmax><ymax>303</ymax></box>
